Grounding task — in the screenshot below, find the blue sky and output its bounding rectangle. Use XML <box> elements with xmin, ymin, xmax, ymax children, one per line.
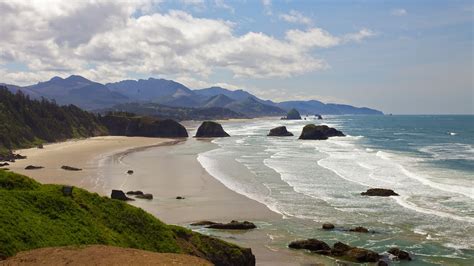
<box><xmin>0</xmin><ymin>0</ymin><xmax>472</xmax><ymax>114</ymax></box>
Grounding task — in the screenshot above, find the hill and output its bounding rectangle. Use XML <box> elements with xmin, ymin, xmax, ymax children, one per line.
<box><xmin>202</xmin><ymin>94</ymin><xmax>236</xmax><ymax>108</ymax></box>
<box><xmin>0</xmin><ymin>87</ymin><xmax>107</xmax><ymax>156</ymax></box>
<box><xmin>225</xmin><ymin>97</ymin><xmax>286</xmax><ymax>117</ymax></box>
<box><xmin>277</xmin><ymin>100</ymin><xmax>383</xmax><ymax>115</ymax></box>
<box><xmin>0</xmin><ymin>169</ymin><xmax>255</xmax><ymax>265</ymax></box>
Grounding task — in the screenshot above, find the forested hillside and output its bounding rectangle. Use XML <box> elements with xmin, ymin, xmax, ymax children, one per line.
<box><xmin>0</xmin><ymin>87</ymin><xmax>107</xmax><ymax>155</ymax></box>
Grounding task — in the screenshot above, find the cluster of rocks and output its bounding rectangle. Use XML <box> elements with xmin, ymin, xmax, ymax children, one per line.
<box><xmin>0</xmin><ymin>152</ymin><xmax>27</xmax><ymax>162</ymax></box>
<box><xmin>267</xmin><ymin>124</ymin><xmax>345</xmax><ymax>140</ymax></box>
<box><xmin>289</xmin><ymin>238</ymin><xmax>411</xmax><ymax>263</ymax></box>
<box><xmin>61</xmin><ymin>165</ymin><xmax>82</xmax><ymax>171</ymax></box>
<box><xmin>322</xmin><ymin>224</ymin><xmax>372</xmax><ymax>233</ymax></box>
<box><xmin>191</xmin><ymin>220</ymin><xmax>257</xmax><ymax>230</ymax></box>
<box><xmin>126</xmin><ymin>190</ymin><xmax>153</xmax><ymax>200</ymax></box>
<box><xmin>111</xmin><ymin>190</ymin><xmax>134</xmax><ymax>201</ymax></box>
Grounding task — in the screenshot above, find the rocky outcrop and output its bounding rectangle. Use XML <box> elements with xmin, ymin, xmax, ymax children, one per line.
<box><xmin>322</xmin><ymin>223</ymin><xmax>335</xmax><ymax>230</ymax></box>
<box><xmin>267</xmin><ymin>126</ymin><xmax>294</xmax><ymax>137</ymax></box>
<box><xmin>100</xmin><ymin>113</ymin><xmax>188</xmax><ymax>138</ymax></box>
<box><xmin>285</xmin><ymin>108</ymin><xmax>301</xmax><ymax>120</ymax></box>
<box><xmin>288</xmin><ymin>239</ymin><xmax>380</xmax><ymax>263</ymax></box>
<box><xmin>0</xmin><ymin>152</ymin><xmax>26</xmax><ymax>162</ymax></box>
<box><xmin>190</xmin><ymin>221</ymin><xmax>218</xmax><ymax>226</ymax></box>
<box><xmin>349</xmin><ymin>226</ymin><xmax>369</xmax><ymax>233</ymax></box>
<box><xmin>289</xmin><ymin>239</ymin><xmax>331</xmax><ymax>252</ymax></box>
<box><xmin>195</xmin><ymin>121</ymin><xmax>230</xmax><ymax>138</ymax></box>
<box><xmin>136</xmin><ymin>193</ymin><xmax>153</xmax><ymax>200</ymax></box>
<box><xmin>61</xmin><ymin>165</ymin><xmax>82</xmax><ymax>171</ymax></box>
<box><xmin>299</xmin><ymin>124</ymin><xmax>345</xmax><ymax>140</ymax></box>
<box><xmin>25</xmin><ymin>165</ymin><xmax>44</xmax><ymax>170</ymax></box>
<box><xmin>387</xmin><ymin>247</ymin><xmax>412</xmax><ymax>261</ymax></box>
<box><xmin>126</xmin><ymin>191</ymin><xmax>144</xmax><ymax>196</ymax></box>
<box><xmin>205</xmin><ymin>220</ymin><xmax>256</xmax><ymax>230</ymax></box>
<box><xmin>361</xmin><ymin>188</ymin><xmax>399</xmax><ymax>196</ymax></box>
<box><xmin>111</xmin><ymin>190</ymin><xmax>134</xmax><ymax>201</ymax></box>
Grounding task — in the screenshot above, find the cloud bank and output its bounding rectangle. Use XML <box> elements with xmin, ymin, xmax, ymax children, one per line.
<box><xmin>0</xmin><ymin>0</ymin><xmax>374</xmax><ymax>85</ymax></box>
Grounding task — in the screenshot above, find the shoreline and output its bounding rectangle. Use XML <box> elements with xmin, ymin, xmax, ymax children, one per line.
<box><xmin>7</xmin><ymin>136</ymin><xmax>323</xmax><ymax>265</ymax></box>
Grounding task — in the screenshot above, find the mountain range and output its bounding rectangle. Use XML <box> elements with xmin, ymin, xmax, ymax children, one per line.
<box><xmin>2</xmin><ymin>75</ymin><xmax>383</xmax><ymax>118</ymax></box>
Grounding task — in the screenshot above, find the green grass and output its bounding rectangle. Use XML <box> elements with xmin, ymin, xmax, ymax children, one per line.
<box><xmin>0</xmin><ymin>170</ymin><xmax>254</xmax><ymax>265</ymax></box>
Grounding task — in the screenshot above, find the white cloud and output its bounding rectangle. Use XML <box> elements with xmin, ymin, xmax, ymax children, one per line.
<box><xmin>262</xmin><ymin>0</ymin><xmax>272</xmax><ymax>15</ymax></box>
<box><xmin>0</xmin><ymin>0</ymin><xmax>375</xmax><ymax>85</ymax></box>
<box><xmin>391</xmin><ymin>8</ymin><xmax>407</xmax><ymax>16</ymax></box>
<box><xmin>214</xmin><ymin>0</ymin><xmax>234</xmax><ymax>13</ymax></box>
<box><xmin>279</xmin><ymin>10</ymin><xmax>312</xmax><ymax>25</ymax></box>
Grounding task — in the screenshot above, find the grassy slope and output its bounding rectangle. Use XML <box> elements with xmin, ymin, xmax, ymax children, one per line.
<box><xmin>0</xmin><ymin>170</ymin><xmax>254</xmax><ymax>265</ymax></box>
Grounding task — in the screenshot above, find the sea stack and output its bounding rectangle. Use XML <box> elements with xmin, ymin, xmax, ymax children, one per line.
<box><xmin>299</xmin><ymin>124</ymin><xmax>345</xmax><ymax>140</ymax></box>
<box><xmin>285</xmin><ymin>108</ymin><xmax>301</xmax><ymax>120</ymax></box>
<box><xmin>268</xmin><ymin>126</ymin><xmax>294</xmax><ymax>136</ymax></box>
<box><xmin>195</xmin><ymin>121</ymin><xmax>230</xmax><ymax>137</ymax></box>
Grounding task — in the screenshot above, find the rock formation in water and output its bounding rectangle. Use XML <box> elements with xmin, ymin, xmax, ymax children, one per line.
<box><xmin>206</xmin><ymin>220</ymin><xmax>256</xmax><ymax>230</ymax></box>
<box><xmin>111</xmin><ymin>190</ymin><xmax>134</xmax><ymax>201</ymax></box>
<box><xmin>25</xmin><ymin>165</ymin><xmax>44</xmax><ymax>170</ymax></box>
<box><xmin>195</xmin><ymin>121</ymin><xmax>230</xmax><ymax>138</ymax></box>
<box><xmin>267</xmin><ymin>126</ymin><xmax>294</xmax><ymax>136</ymax></box>
<box><xmin>299</xmin><ymin>124</ymin><xmax>345</xmax><ymax>140</ymax></box>
<box><xmin>285</xmin><ymin>108</ymin><xmax>301</xmax><ymax>120</ymax></box>
<box><xmin>61</xmin><ymin>165</ymin><xmax>82</xmax><ymax>171</ymax></box>
<box><xmin>361</xmin><ymin>188</ymin><xmax>399</xmax><ymax>196</ymax></box>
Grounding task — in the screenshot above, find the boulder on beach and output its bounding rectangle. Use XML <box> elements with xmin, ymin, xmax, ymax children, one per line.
<box><xmin>299</xmin><ymin>124</ymin><xmax>345</xmax><ymax>140</ymax></box>
<box><xmin>0</xmin><ymin>152</ymin><xmax>27</xmax><ymax>162</ymax></box>
<box><xmin>136</xmin><ymin>193</ymin><xmax>153</xmax><ymax>200</ymax></box>
<box><xmin>190</xmin><ymin>221</ymin><xmax>218</xmax><ymax>226</ymax></box>
<box><xmin>0</xmin><ymin>162</ymin><xmax>9</xmax><ymax>167</ymax></box>
<box><xmin>349</xmin><ymin>226</ymin><xmax>369</xmax><ymax>233</ymax></box>
<box><xmin>25</xmin><ymin>165</ymin><xmax>44</xmax><ymax>170</ymax></box>
<box><xmin>111</xmin><ymin>190</ymin><xmax>134</xmax><ymax>201</ymax></box>
<box><xmin>127</xmin><ymin>170</ymin><xmax>134</xmax><ymax>175</ymax></box>
<box><xmin>361</xmin><ymin>188</ymin><xmax>399</xmax><ymax>196</ymax></box>
<box><xmin>346</xmin><ymin>247</ymin><xmax>380</xmax><ymax>263</ymax></box>
<box><xmin>285</xmin><ymin>108</ymin><xmax>301</xmax><ymax>120</ymax></box>
<box><xmin>176</xmin><ymin>196</ymin><xmax>185</xmax><ymax>200</ymax></box>
<box><xmin>387</xmin><ymin>247</ymin><xmax>412</xmax><ymax>261</ymax></box>
<box><xmin>61</xmin><ymin>165</ymin><xmax>82</xmax><ymax>171</ymax></box>
<box><xmin>288</xmin><ymin>239</ymin><xmax>331</xmax><ymax>252</ymax></box>
<box><xmin>206</xmin><ymin>220</ymin><xmax>256</xmax><ymax>230</ymax></box>
<box><xmin>322</xmin><ymin>223</ymin><xmax>335</xmax><ymax>230</ymax></box>
<box><xmin>195</xmin><ymin>121</ymin><xmax>230</xmax><ymax>138</ymax></box>
<box><xmin>126</xmin><ymin>191</ymin><xmax>144</xmax><ymax>196</ymax></box>
<box><xmin>267</xmin><ymin>126</ymin><xmax>294</xmax><ymax>137</ymax></box>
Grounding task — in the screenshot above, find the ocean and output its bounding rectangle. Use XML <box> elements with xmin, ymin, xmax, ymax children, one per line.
<box><xmin>197</xmin><ymin>115</ymin><xmax>474</xmax><ymax>265</ymax></box>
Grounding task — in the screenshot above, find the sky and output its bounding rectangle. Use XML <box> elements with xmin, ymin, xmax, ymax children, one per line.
<box><xmin>0</xmin><ymin>0</ymin><xmax>472</xmax><ymax>114</ymax></box>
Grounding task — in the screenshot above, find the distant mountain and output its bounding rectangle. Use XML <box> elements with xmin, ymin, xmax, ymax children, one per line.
<box><xmin>277</xmin><ymin>100</ymin><xmax>383</xmax><ymax>115</ymax></box>
<box><xmin>4</xmin><ymin>75</ymin><xmax>129</xmax><ymax>110</ymax></box>
<box><xmin>202</xmin><ymin>94</ymin><xmax>236</xmax><ymax>108</ymax></box>
<box><xmin>3</xmin><ymin>75</ymin><xmax>383</xmax><ymax>116</ymax></box>
<box><xmin>100</xmin><ymin>102</ymin><xmax>245</xmax><ymax>121</ymax></box>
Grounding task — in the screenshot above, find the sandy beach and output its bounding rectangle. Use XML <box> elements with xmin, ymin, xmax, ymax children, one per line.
<box><xmin>6</xmin><ymin>136</ymin><xmax>323</xmax><ymax>265</ymax></box>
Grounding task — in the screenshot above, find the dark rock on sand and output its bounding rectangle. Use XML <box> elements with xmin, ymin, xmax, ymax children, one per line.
<box><xmin>388</xmin><ymin>247</ymin><xmax>412</xmax><ymax>261</ymax></box>
<box><xmin>126</xmin><ymin>191</ymin><xmax>144</xmax><ymax>196</ymax></box>
<box><xmin>127</xmin><ymin>170</ymin><xmax>134</xmax><ymax>175</ymax></box>
<box><xmin>61</xmin><ymin>165</ymin><xmax>82</xmax><ymax>171</ymax></box>
<box><xmin>207</xmin><ymin>220</ymin><xmax>256</xmax><ymax>230</ymax></box>
<box><xmin>136</xmin><ymin>193</ymin><xmax>153</xmax><ymax>200</ymax></box>
<box><xmin>322</xmin><ymin>223</ymin><xmax>335</xmax><ymax>230</ymax></box>
<box><xmin>331</xmin><ymin>242</ymin><xmax>352</xmax><ymax>256</ymax></box>
<box><xmin>0</xmin><ymin>152</ymin><xmax>27</xmax><ymax>162</ymax></box>
<box><xmin>349</xmin><ymin>226</ymin><xmax>369</xmax><ymax>233</ymax></box>
<box><xmin>176</xmin><ymin>196</ymin><xmax>185</xmax><ymax>199</ymax></box>
<box><xmin>288</xmin><ymin>239</ymin><xmax>331</xmax><ymax>252</ymax></box>
<box><xmin>195</xmin><ymin>121</ymin><xmax>230</xmax><ymax>138</ymax></box>
<box><xmin>361</xmin><ymin>188</ymin><xmax>399</xmax><ymax>196</ymax></box>
<box><xmin>299</xmin><ymin>124</ymin><xmax>345</xmax><ymax>140</ymax></box>
<box><xmin>267</xmin><ymin>126</ymin><xmax>294</xmax><ymax>136</ymax></box>
<box><xmin>0</xmin><ymin>162</ymin><xmax>10</xmax><ymax>167</ymax></box>
<box><xmin>25</xmin><ymin>165</ymin><xmax>44</xmax><ymax>170</ymax></box>
<box><xmin>285</xmin><ymin>108</ymin><xmax>302</xmax><ymax>120</ymax></box>
<box><xmin>190</xmin><ymin>221</ymin><xmax>218</xmax><ymax>226</ymax></box>
<box><xmin>111</xmin><ymin>190</ymin><xmax>134</xmax><ymax>201</ymax></box>
<box><xmin>37</xmin><ymin>144</ymin><xmax>44</xmax><ymax>149</ymax></box>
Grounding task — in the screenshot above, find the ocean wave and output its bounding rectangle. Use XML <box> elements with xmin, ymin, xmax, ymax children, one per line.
<box><xmin>418</xmin><ymin>143</ymin><xmax>474</xmax><ymax>161</ymax></box>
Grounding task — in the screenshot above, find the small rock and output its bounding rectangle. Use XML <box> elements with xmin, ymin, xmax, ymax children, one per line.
<box><xmin>345</xmin><ymin>247</ymin><xmax>379</xmax><ymax>262</ymax></box>
<box><xmin>322</xmin><ymin>223</ymin><xmax>335</xmax><ymax>230</ymax></box>
<box><xmin>361</xmin><ymin>188</ymin><xmax>399</xmax><ymax>196</ymax></box>
<box><xmin>331</xmin><ymin>242</ymin><xmax>351</xmax><ymax>256</ymax></box>
<box><xmin>388</xmin><ymin>247</ymin><xmax>412</xmax><ymax>261</ymax></box>
<box><xmin>0</xmin><ymin>163</ymin><xmax>10</xmax><ymax>167</ymax></box>
<box><xmin>136</xmin><ymin>193</ymin><xmax>153</xmax><ymax>200</ymax></box>
<box><xmin>61</xmin><ymin>165</ymin><xmax>82</xmax><ymax>171</ymax></box>
<box><xmin>349</xmin><ymin>226</ymin><xmax>369</xmax><ymax>233</ymax></box>
<box><xmin>190</xmin><ymin>221</ymin><xmax>218</xmax><ymax>226</ymax></box>
<box><xmin>126</xmin><ymin>191</ymin><xmax>144</xmax><ymax>196</ymax></box>
<box><xmin>288</xmin><ymin>239</ymin><xmax>331</xmax><ymax>252</ymax></box>
<box><xmin>111</xmin><ymin>190</ymin><xmax>134</xmax><ymax>201</ymax></box>
<box><xmin>127</xmin><ymin>170</ymin><xmax>134</xmax><ymax>175</ymax></box>
<box><xmin>267</xmin><ymin>126</ymin><xmax>294</xmax><ymax>137</ymax></box>
<box><xmin>25</xmin><ymin>165</ymin><xmax>44</xmax><ymax>170</ymax></box>
<box><xmin>299</xmin><ymin>124</ymin><xmax>345</xmax><ymax>140</ymax></box>
<box><xmin>37</xmin><ymin>144</ymin><xmax>44</xmax><ymax>149</ymax></box>
<box><xmin>207</xmin><ymin>220</ymin><xmax>257</xmax><ymax>230</ymax></box>
<box><xmin>176</xmin><ymin>196</ymin><xmax>185</xmax><ymax>199</ymax></box>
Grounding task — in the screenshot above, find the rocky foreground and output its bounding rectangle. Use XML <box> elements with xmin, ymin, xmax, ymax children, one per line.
<box><xmin>299</xmin><ymin>124</ymin><xmax>345</xmax><ymax>140</ymax></box>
